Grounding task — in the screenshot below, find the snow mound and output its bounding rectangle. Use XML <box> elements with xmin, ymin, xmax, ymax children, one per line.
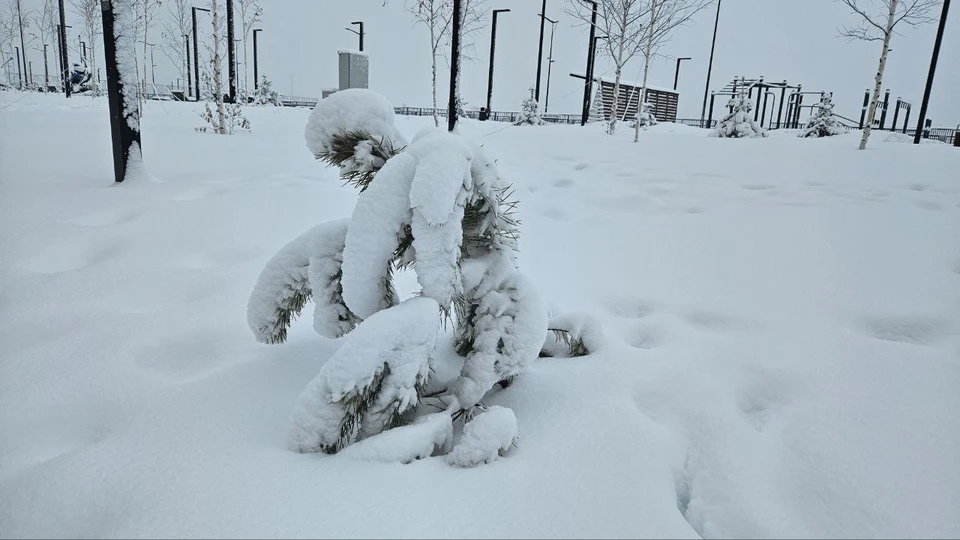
<box><xmin>288</xmin><ymin>297</ymin><xmax>439</xmax><ymax>453</ymax></box>
<box><xmin>304</xmin><ymin>88</ymin><xmax>407</xmax><ymax>159</ymax></box>
<box><xmin>448</xmin><ymin>406</ymin><xmax>518</xmax><ymax>467</ymax></box>
<box><xmin>883</xmin><ymin>132</ymin><xmax>945</xmax><ymax>145</ymax></box>
<box><xmin>340</xmin><ymin>412</ymin><xmax>453</xmax><ymax>464</ymax></box>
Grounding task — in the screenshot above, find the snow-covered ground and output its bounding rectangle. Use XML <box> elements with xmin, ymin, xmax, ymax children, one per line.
<box><xmin>1</xmin><ymin>91</ymin><xmax>958</xmax><ymax>538</ymax></box>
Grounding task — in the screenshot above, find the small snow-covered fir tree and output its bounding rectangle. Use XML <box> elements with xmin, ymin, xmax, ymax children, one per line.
<box><xmin>516</xmin><ymin>87</ymin><xmax>545</xmax><ymax>126</ymax></box>
<box><xmin>251</xmin><ymin>74</ymin><xmax>280</xmax><ymax>106</ymax></box>
<box><xmin>248</xmin><ymin>88</ymin><xmax>598</xmax><ymax>466</ymax></box>
<box><xmin>588</xmin><ymin>86</ymin><xmax>602</xmax><ymax>123</ymax></box>
<box><xmin>800</xmin><ymin>94</ymin><xmax>845</xmax><ymax>138</ymax></box>
<box><xmin>633</xmin><ymin>101</ymin><xmax>657</xmax><ymax>129</ymax></box>
<box><xmin>713</xmin><ymin>88</ymin><xmax>766</xmax><ymax>138</ymax></box>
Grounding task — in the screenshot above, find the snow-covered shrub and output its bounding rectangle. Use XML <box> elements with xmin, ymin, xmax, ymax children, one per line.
<box><xmin>252</xmin><ymin>74</ymin><xmax>281</xmax><ymax>106</ymax></box>
<box><xmin>516</xmin><ymin>87</ymin><xmax>545</xmax><ymax>126</ymax></box>
<box><xmin>633</xmin><ymin>101</ymin><xmax>658</xmax><ymax>128</ymax></box>
<box><xmin>248</xmin><ymin>88</ymin><xmax>598</xmax><ymax>465</ymax></box>
<box><xmin>800</xmin><ymin>94</ymin><xmax>845</xmax><ymax>138</ymax></box>
<box><xmin>713</xmin><ymin>89</ymin><xmax>766</xmax><ymax>139</ymax></box>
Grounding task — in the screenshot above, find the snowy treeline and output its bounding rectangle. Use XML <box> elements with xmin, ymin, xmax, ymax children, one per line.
<box><xmin>247</xmin><ymin>89</ymin><xmax>599</xmax><ymax>466</ymax></box>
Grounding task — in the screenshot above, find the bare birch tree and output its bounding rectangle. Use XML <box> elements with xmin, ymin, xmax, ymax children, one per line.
<box><xmin>238</xmin><ymin>0</ymin><xmax>261</xmax><ymax>98</ymax></box>
<box><xmin>633</xmin><ymin>0</ymin><xmax>711</xmax><ymax>142</ymax></box>
<box><xmin>568</xmin><ymin>0</ymin><xmax>652</xmax><ymax>134</ymax></box>
<box><xmin>404</xmin><ymin>0</ymin><xmax>452</xmax><ymax>127</ymax></box>
<box><xmin>0</xmin><ymin>1</ymin><xmax>19</xmax><ymax>86</ymax></box>
<box><xmin>160</xmin><ymin>0</ymin><xmax>192</xmax><ymax>89</ymax></box>
<box><xmin>31</xmin><ymin>0</ymin><xmax>58</xmax><ymax>87</ymax></box>
<box><xmin>838</xmin><ymin>0</ymin><xmax>940</xmax><ymax>150</ymax></box>
<box><xmin>137</xmin><ymin>0</ymin><xmax>162</xmax><ymax>90</ymax></box>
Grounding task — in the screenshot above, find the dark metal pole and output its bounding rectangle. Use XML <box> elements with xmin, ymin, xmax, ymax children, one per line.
<box><xmin>150</xmin><ymin>44</ymin><xmax>156</xmax><ymax>86</ymax></box>
<box><xmin>16</xmin><ymin>0</ymin><xmax>27</xmax><ymax>90</ymax></box>
<box><xmin>700</xmin><ymin>0</ymin><xmax>721</xmax><ymax>128</ymax></box>
<box><xmin>535</xmin><ymin>0</ymin><xmax>547</xmax><ymax>101</ymax></box>
<box><xmin>544</xmin><ymin>17</ymin><xmax>557</xmax><ymax>113</ymax></box>
<box><xmin>580</xmin><ymin>0</ymin><xmax>597</xmax><ymax>126</ymax></box>
<box><xmin>486</xmin><ymin>9</ymin><xmax>510</xmax><ymax>118</ymax></box>
<box><xmin>184</xmin><ymin>34</ymin><xmax>191</xmax><ymax>98</ymax></box>
<box><xmin>253</xmin><ymin>28</ymin><xmax>261</xmax><ymax>89</ymax></box>
<box><xmin>348</xmin><ymin>22</ymin><xmax>364</xmax><ymax>52</ymax></box>
<box><xmin>192</xmin><ymin>7</ymin><xmax>209</xmax><ymax>102</ymax></box>
<box><xmin>761</xmin><ymin>91</ymin><xmax>771</xmax><ymax>127</ymax></box>
<box><xmin>448</xmin><ymin>0</ymin><xmax>461</xmax><ymax>132</ymax></box>
<box><xmin>57</xmin><ymin>2</ymin><xmax>69</xmax><ymax>97</ymax></box>
<box><xmin>226</xmin><ymin>0</ymin><xmax>236</xmax><ymax>103</ymax></box>
<box><xmin>901</xmin><ymin>104</ymin><xmax>910</xmax><ymax>134</ymax></box>
<box><xmin>102</xmin><ymin>0</ymin><xmax>142</xmax><ymax>184</ymax></box>
<box><xmin>43</xmin><ymin>44</ymin><xmax>49</xmax><ymax>87</ymax></box>
<box><xmin>674</xmin><ymin>57</ymin><xmax>691</xmax><ymax>90</ymax></box>
<box><xmin>776</xmin><ymin>84</ymin><xmax>786</xmax><ymax>128</ymax></box>
<box><xmin>707</xmin><ymin>92</ymin><xmax>715</xmax><ymax>128</ymax></box>
<box><xmin>878</xmin><ymin>89</ymin><xmax>890</xmax><ymax>129</ymax></box>
<box><xmin>913</xmin><ymin>0</ymin><xmax>950</xmax><ymax>144</ymax></box>
<box><xmin>14</xmin><ymin>47</ymin><xmax>21</xmax><ymax>88</ymax></box>
<box><xmin>28</xmin><ymin>60</ymin><xmax>32</xmax><ymax>87</ymax></box>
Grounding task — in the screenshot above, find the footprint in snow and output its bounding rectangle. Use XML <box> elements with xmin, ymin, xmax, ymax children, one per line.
<box><xmin>551</xmin><ymin>178</ymin><xmax>575</xmax><ymax>188</ymax></box>
<box><xmin>605</xmin><ymin>297</ymin><xmax>656</xmax><ymax>319</ymax></box>
<box><xmin>683</xmin><ymin>310</ymin><xmax>747</xmax><ymax>333</ymax></box>
<box><xmin>908</xmin><ymin>182</ymin><xmax>928</xmax><ymax>192</ymax></box>
<box><xmin>737</xmin><ymin>368</ymin><xmax>804</xmax><ymax>432</ymax></box>
<box><xmin>60</xmin><ymin>208</ymin><xmax>141</xmax><ymax>227</ymax></box>
<box><xmin>573</xmin><ymin>162</ymin><xmax>590</xmax><ymax>171</ymax></box>
<box><xmin>533</xmin><ymin>206</ymin><xmax>570</xmax><ymax>221</ymax></box>
<box><xmin>742</xmin><ymin>183</ymin><xmax>776</xmax><ymax>191</ymax></box>
<box><xmin>861</xmin><ymin>315</ymin><xmax>950</xmax><ymax>345</ymax></box>
<box><xmin>913</xmin><ymin>199</ymin><xmax>943</xmax><ymax>211</ymax></box>
<box><xmin>624</xmin><ymin>324</ymin><xmax>665</xmax><ymax>350</ymax></box>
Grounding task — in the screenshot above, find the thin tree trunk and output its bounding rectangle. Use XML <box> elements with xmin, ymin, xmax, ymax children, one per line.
<box><xmin>430</xmin><ymin>21</ymin><xmax>439</xmax><ymax>128</ymax></box>
<box><xmin>212</xmin><ymin>0</ymin><xmax>226</xmax><ymax>133</ymax></box>
<box><xmin>243</xmin><ymin>36</ymin><xmax>248</xmax><ymax>97</ymax></box>
<box><xmin>860</xmin><ymin>0</ymin><xmax>897</xmax><ymax>150</ymax></box>
<box><xmin>609</xmin><ymin>66</ymin><xmax>622</xmax><ymax>134</ymax></box>
<box><xmin>635</xmin><ymin>2</ymin><xmax>656</xmax><ymax>143</ymax></box>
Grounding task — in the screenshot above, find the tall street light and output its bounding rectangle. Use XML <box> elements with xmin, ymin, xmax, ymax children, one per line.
<box><xmin>913</xmin><ymin>0</ymin><xmax>951</xmax><ymax>144</ymax></box>
<box><xmin>14</xmin><ymin>46</ymin><xmax>22</xmax><ymax>89</ymax></box>
<box><xmin>184</xmin><ymin>33</ymin><xmax>191</xmax><ymax>98</ymax></box>
<box><xmin>147</xmin><ymin>43</ymin><xmax>156</xmax><ymax>87</ymax></box>
<box><xmin>485</xmin><ymin>8</ymin><xmax>510</xmax><ymax>119</ymax></box>
<box><xmin>57</xmin><ymin>0</ymin><xmax>69</xmax><ymax>97</ymax></box>
<box><xmin>16</xmin><ymin>0</ymin><xmax>27</xmax><ymax>90</ymax></box>
<box><xmin>226</xmin><ymin>0</ymin><xmax>236</xmax><ymax>103</ymax></box>
<box><xmin>192</xmin><ymin>6</ymin><xmax>210</xmax><ymax>102</ymax></box>
<box><xmin>534</xmin><ymin>0</ymin><xmax>547</xmax><ymax>101</ymax></box>
<box><xmin>252</xmin><ymin>28</ymin><xmax>262</xmax><ymax>89</ymax></box>
<box><xmin>699</xmin><ymin>0</ymin><xmax>722</xmax><ymax>128</ymax></box>
<box><xmin>542</xmin><ymin>15</ymin><xmax>558</xmax><ymax>113</ymax></box>
<box><xmin>674</xmin><ymin>57</ymin><xmax>691</xmax><ymax>90</ymax></box>
<box><xmin>346</xmin><ymin>21</ymin><xmax>364</xmax><ymax>51</ymax></box>
<box><xmin>579</xmin><ymin>0</ymin><xmax>597</xmax><ymax>126</ymax></box>
<box><xmin>448</xmin><ymin>0</ymin><xmax>461</xmax><ymax>132</ymax></box>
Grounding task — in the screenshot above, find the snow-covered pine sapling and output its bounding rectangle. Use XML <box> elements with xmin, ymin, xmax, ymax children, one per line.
<box><xmin>800</xmin><ymin>94</ymin><xmax>845</xmax><ymax>138</ymax></box>
<box><xmin>248</xmin><ymin>88</ymin><xmax>599</xmax><ymax>466</ymax></box>
<box><xmin>516</xmin><ymin>87</ymin><xmax>545</xmax><ymax>126</ymax></box>
<box><xmin>252</xmin><ymin>74</ymin><xmax>281</xmax><ymax>106</ymax></box>
<box><xmin>634</xmin><ymin>101</ymin><xmax>658</xmax><ymax>129</ymax></box>
<box><xmin>713</xmin><ymin>87</ymin><xmax>766</xmax><ymax>139</ymax></box>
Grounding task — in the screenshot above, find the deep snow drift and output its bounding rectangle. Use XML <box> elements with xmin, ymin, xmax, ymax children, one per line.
<box><xmin>1</xmin><ymin>92</ymin><xmax>959</xmax><ymax>538</ymax></box>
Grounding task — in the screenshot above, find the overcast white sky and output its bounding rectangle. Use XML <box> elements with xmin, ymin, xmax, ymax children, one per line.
<box><xmin>20</xmin><ymin>0</ymin><xmax>960</xmax><ymax>125</ymax></box>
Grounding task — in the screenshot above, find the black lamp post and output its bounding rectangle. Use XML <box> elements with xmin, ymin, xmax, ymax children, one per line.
<box><xmin>448</xmin><ymin>0</ymin><xmax>461</xmax><ymax>132</ymax></box>
<box><xmin>579</xmin><ymin>0</ymin><xmax>597</xmax><ymax>126</ymax></box>
<box><xmin>699</xmin><ymin>0</ymin><xmax>721</xmax><ymax>128</ymax></box>
<box><xmin>42</xmin><ymin>44</ymin><xmax>49</xmax><ymax>87</ymax></box>
<box><xmin>57</xmin><ymin>0</ymin><xmax>69</xmax><ymax>97</ymax></box>
<box><xmin>192</xmin><ymin>6</ymin><xmax>210</xmax><ymax>102</ymax></box>
<box><xmin>535</xmin><ymin>0</ymin><xmax>547</xmax><ymax>101</ymax></box>
<box><xmin>14</xmin><ymin>46</ymin><xmax>21</xmax><ymax>88</ymax></box>
<box><xmin>346</xmin><ymin>21</ymin><xmax>364</xmax><ymax>51</ymax></box>
<box><xmin>227</xmin><ymin>0</ymin><xmax>236</xmax><ymax>103</ymax></box>
<box><xmin>252</xmin><ymin>28</ymin><xmax>262</xmax><ymax>89</ymax></box>
<box><xmin>913</xmin><ymin>0</ymin><xmax>951</xmax><ymax>144</ymax></box>
<box><xmin>674</xmin><ymin>56</ymin><xmax>691</xmax><ymax>90</ymax></box>
<box><xmin>16</xmin><ymin>0</ymin><xmax>27</xmax><ymax>90</ymax></box>
<box><xmin>542</xmin><ymin>15</ymin><xmax>558</xmax><ymax>113</ymax></box>
<box><xmin>485</xmin><ymin>8</ymin><xmax>510</xmax><ymax>120</ymax></box>
<box><xmin>184</xmin><ymin>33</ymin><xmax>191</xmax><ymax>97</ymax></box>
